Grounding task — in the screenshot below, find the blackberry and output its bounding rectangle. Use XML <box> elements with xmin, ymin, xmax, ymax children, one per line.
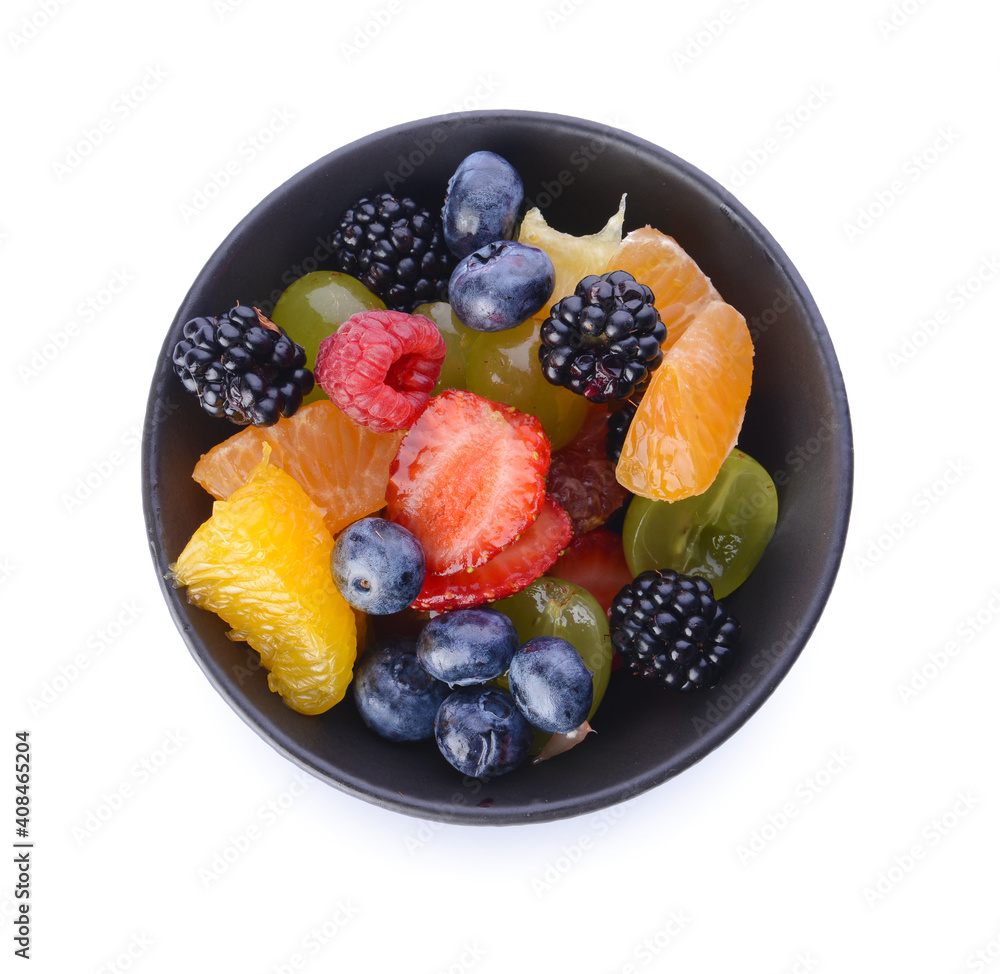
<box><xmin>609</xmin><ymin>569</ymin><xmax>740</xmax><ymax>692</ymax></box>
<box><xmin>606</xmin><ymin>392</ymin><xmax>642</xmax><ymax>463</ymax></box>
<box><xmin>171</xmin><ymin>304</ymin><xmax>314</xmax><ymax>427</ymax></box>
<box><xmin>329</xmin><ymin>193</ymin><xmax>453</xmax><ymax>312</ymax></box>
<box><xmin>539</xmin><ymin>270</ymin><xmax>666</xmax><ymax>403</ymax></box>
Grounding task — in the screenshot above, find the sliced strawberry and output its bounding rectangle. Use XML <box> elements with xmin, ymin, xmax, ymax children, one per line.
<box><xmin>547</xmin><ymin>527</ymin><xmax>633</xmax><ymax>618</ymax></box>
<box><xmin>387</xmin><ymin>389</ymin><xmax>551</xmax><ymax>575</ymax></box>
<box><xmin>412</xmin><ymin>500</ymin><xmax>572</xmax><ymax>611</ymax></box>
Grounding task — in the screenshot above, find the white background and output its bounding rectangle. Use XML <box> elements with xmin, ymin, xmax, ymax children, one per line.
<box><xmin>4</xmin><ymin>0</ymin><xmax>999</xmax><ymax>970</ymax></box>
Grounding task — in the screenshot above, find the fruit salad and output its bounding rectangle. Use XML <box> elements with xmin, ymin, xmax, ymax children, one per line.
<box><xmin>167</xmin><ymin>148</ymin><xmax>777</xmax><ymax>780</ymax></box>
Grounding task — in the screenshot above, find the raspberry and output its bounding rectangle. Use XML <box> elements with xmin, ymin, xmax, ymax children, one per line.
<box><xmin>609</xmin><ymin>569</ymin><xmax>741</xmax><ymax>692</ymax></box>
<box><xmin>314</xmin><ymin>310</ymin><xmax>446</xmax><ymax>434</ymax></box>
<box><xmin>546</xmin><ymin>407</ymin><xmax>627</xmax><ymax>535</ymax></box>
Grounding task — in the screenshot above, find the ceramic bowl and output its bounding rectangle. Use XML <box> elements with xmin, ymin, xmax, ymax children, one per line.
<box><xmin>142</xmin><ymin>110</ymin><xmax>852</xmax><ymax>825</ymax></box>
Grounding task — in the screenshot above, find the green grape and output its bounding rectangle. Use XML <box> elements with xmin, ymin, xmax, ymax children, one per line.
<box><xmin>623</xmin><ymin>448</ymin><xmax>778</xmax><ymax>598</ymax></box>
<box><xmin>271</xmin><ymin>271</ymin><xmax>384</xmax><ymax>402</ymax></box>
<box><xmin>494</xmin><ymin>578</ymin><xmax>612</xmax><ymax>723</ymax></box>
<box><xmin>412</xmin><ymin>301</ymin><xmax>477</xmax><ymax>394</ymax></box>
<box><xmin>464</xmin><ymin>319</ymin><xmax>588</xmax><ymax>450</ymax></box>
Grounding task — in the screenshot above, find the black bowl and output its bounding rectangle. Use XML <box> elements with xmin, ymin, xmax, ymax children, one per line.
<box><xmin>142</xmin><ymin>110</ymin><xmax>852</xmax><ymax>825</ymax></box>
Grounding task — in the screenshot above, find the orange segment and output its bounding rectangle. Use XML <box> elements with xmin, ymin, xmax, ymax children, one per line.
<box><xmin>615</xmin><ymin>300</ymin><xmax>753</xmax><ymax>502</ymax></box>
<box><xmin>192</xmin><ymin>400</ymin><xmax>403</xmax><ymax>536</ymax></box>
<box><xmin>606</xmin><ymin>226</ymin><xmax>722</xmax><ymax>351</ymax></box>
<box><xmin>171</xmin><ymin>449</ymin><xmax>357</xmax><ymax>715</ymax></box>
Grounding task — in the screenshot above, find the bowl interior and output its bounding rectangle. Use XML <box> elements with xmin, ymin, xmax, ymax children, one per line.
<box><xmin>142</xmin><ymin>111</ymin><xmax>852</xmax><ymax>824</ymax></box>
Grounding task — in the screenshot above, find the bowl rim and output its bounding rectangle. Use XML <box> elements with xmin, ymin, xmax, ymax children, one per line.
<box><xmin>142</xmin><ymin>109</ymin><xmax>854</xmax><ymax>825</ymax></box>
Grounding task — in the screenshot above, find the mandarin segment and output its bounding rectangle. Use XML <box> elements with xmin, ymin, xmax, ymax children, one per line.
<box><xmin>192</xmin><ymin>400</ymin><xmax>403</xmax><ymax>536</ymax></box>
<box><xmin>615</xmin><ymin>300</ymin><xmax>753</xmax><ymax>502</ymax></box>
<box><xmin>171</xmin><ymin>449</ymin><xmax>357</xmax><ymax>715</ymax></box>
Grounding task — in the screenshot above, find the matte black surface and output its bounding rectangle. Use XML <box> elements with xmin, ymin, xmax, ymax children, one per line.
<box><xmin>142</xmin><ymin>111</ymin><xmax>853</xmax><ymax>825</ymax></box>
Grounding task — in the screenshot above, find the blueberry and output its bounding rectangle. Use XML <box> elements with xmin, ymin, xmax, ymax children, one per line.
<box><xmin>330</xmin><ymin>517</ymin><xmax>424</xmax><ymax>614</ymax></box>
<box><xmin>447</xmin><ymin>241</ymin><xmax>555</xmax><ymax>332</ymax></box>
<box><xmin>507</xmin><ymin>635</ymin><xmax>593</xmax><ymax>734</ymax></box>
<box><xmin>417</xmin><ymin>608</ymin><xmax>518</xmax><ymax>686</ymax></box>
<box><xmin>353</xmin><ymin>639</ymin><xmax>450</xmax><ymax>741</ymax></box>
<box><xmin>442</xmin><ymin>150</ymin><xmax>524</xmax><ymax>259</ymax></box>
<box><xmin>434</xmin><ymin>686</ymin><xmax>533</xmax><ymax>778</ymax></box>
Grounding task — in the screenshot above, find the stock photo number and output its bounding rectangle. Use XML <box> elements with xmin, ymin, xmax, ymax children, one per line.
<box><xmin>13</xmin><ymin>730</ymin><xmax>32</xmax><ymax>960</ymax></box>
